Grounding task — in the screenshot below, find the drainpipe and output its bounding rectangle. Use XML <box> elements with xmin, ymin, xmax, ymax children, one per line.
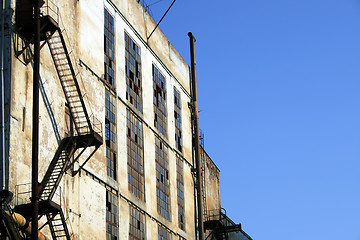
<box><xmin>190</xmin><ymin>65</ymin><xmax>198</xmax><ymax>240</ymax></box>
<box><xmin>31</xmin><ymin>0</ymin><xmax>41</xmax><ymax>239</ymax></box>
<box><xmin>188</xmin><ymin>32</ymin><xmax>204</xmax><ymax>240</ymax></box>
<box><xmin>1</xmin><ymin>0</ymin><xmax>6</xmax><ymax>190</ymax></box>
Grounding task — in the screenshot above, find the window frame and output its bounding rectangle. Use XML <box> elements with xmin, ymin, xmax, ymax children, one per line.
<box><xmin>153</xmin><ymin>64</ymin><xmax>167</xmax><ymax>138</ymax></box>
<box><xmin>173</xmin><ymin>87</ymin><xmax>182</xmax><ymax>152</ymax></box>
<box><xmin>127</xmin><ymin>109</ymin><xmax>145</xmax><ymax>201</ymax></box>
<box><xmin>104</xmin><ymin>8</ymin><xmax>115</xmax><ymax>88</ymax></box>
<box><xmin>125</xmin><ymin>32</ymin><xmax>142</xmax><ymax>112</ymax></box>
<box><xmin>129</xmin><ymin>205</ymin><xmax>146</xmax><ymax>240</ymax></box>
<box><xmin>106</xmin><ymin>190</ymin><xmax>118</xmax><ymax>240</ymax></box>
<box><xmin>105</xmin><ymin>89</ymin><xmax>117</xmax><ymax>180</ymax></box>
<box><xmin>155</xmin><ymin>137</ymin><xmax>171</xmax><ymax>220</ymax></box>
<box><xmin>176</xmin><ymin>157</ymin><xmax>185</xmax><ymax>231</ymax></box>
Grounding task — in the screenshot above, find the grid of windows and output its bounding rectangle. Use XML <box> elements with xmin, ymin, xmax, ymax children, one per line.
<box><xmin>153</xmin><ymin>64</ymin><xmax>167</xmax><ymax>138</ymax></box>
<box><xmin>127</xmin><ymin>110</ymin><xmax>145</xmax><ymax>201</ymax></box>
<box><xmin>158</xmin><ymin>225</ymin><xmax>171</xmax><ymax>240</ymax></box>
<box><xmin>174</xmin><ymin>88</ymin><xmax>182</xmax><ymax>152</ymax></box>
<box><xmin>129</xmin><ymin>206</ymin><xmax>145</xmax><ymax>240</ymax></box>
<box><xmin>125</xmin><ymin>33</ymin><xmax>142</xmax><ymax>112</ymax></box>
<box><xmin>104</xmin><ymin>9</ymin><xmax>115</xmax><ymax>87</ymax></box>
<box><xmin>176</xmin><ymin>157</ymin><xmax>185</xmax><ymax>230</ymax></box>
<box><xmin>106</xmin><ymin>90</ymin><xmax>117</xmax><ymax>180</ymax></box>
<box><xmin>155</xmin><ymin>137</ymin><xmax>170</xmax><ymax>220</ymax></box>
<box><xmin>106</xmin><ymin>191</ymin><xmax>118</xmax><ymax>240</ymax></box>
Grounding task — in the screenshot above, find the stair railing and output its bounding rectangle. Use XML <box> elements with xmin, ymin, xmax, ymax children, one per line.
<box><xmin>41</xmin><ymin>4</ymin><xmax>102</xmax><ymax>138</ymax></box>
<box><xmin>40</xmin><ymin>0</ymin><xmax>59</xmax><ymax>24</ymax></box>
<box><xmin>90</xmin><ymin>113</ymin><xmax>103</xmax><ymax>136</ymax></box>
<box><xmin>56</xmin><ymin>15</ymin><xmax>102</xmax><ymax>138</ymax></box>
<box><xmin>14</xmin><ymin>183</ymin><xmax>31</xmax><ymax>206</ymax></box>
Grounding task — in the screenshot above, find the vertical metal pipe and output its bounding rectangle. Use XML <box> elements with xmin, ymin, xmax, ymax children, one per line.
<box><xmin>188</xmin><ymin>32</ymin><xmax>204</xmax><ymax>240</ymax></box>
<box><xmin>1</xmin><ymin>0</ymin><xmax>6</xmax><ymax>190</ymax></box>
<box><xmin>31</xmin><ymin>0</ymin><xmax>40</xmax><ymax>239</ymax></box>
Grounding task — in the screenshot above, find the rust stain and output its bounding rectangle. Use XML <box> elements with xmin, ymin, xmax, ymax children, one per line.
<box><xmin>25</xmin><ymin>69</ymin><xmax>30</xmax><ymax>99</ymax></box>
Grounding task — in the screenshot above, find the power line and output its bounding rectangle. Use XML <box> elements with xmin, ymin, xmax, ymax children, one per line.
<box><xmin>147</xmin><ymin>0</ymin><xmax>177</xmax><ymax>41</ymax></box>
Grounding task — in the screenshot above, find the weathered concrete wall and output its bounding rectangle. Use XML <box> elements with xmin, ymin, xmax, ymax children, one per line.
<box><xmin>201</xmin><ymin>147</ymin><xmax>221</xmax><ymax>214</ymax></box>
<box><xmin>7</xmin><ymin>0</ymin><xmax>196</xmax><ymax>239</ymax></box>
<box><xmin>113</xmin><ymin>0</ymin><xmax>191</xmax><ymax>93</ymax></box>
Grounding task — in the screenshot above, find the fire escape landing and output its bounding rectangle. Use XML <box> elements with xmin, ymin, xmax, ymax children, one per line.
<box><xmin>204</xmin><ymin>209</ymin><xmax>252</xmax><ymax>240</ymax></box>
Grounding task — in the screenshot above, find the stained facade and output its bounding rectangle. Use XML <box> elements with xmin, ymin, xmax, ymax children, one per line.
<box><xmin>0</xmin><ymin>0</ymin><xmax>253</xmax><ymax>239</ymax></box>
<box><xmin>1</xmin><ymin>0</ymin><xmax>195</xmax><ymax>239</ymax></box>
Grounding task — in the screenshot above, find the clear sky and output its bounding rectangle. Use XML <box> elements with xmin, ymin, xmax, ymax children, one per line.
<box><xmin>147</xmin><ymin>1</ymin><xmax>360</xmax><ymax>240</ymax></box>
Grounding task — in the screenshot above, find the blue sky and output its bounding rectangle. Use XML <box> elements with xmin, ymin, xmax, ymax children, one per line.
<box><xmin>148</xmin><ymin>1</ymin><xmax>360</xmax><ymax>239</ymax></box>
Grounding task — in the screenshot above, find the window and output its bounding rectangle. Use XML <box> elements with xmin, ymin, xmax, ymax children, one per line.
<box><xmin>176</xmin><ymin>157</ymin><xmax>185</xmax><ymax>230</ymax></box>
<box><xmin>104</xmin><ymin>9</ymin><xmax>115</xmax><ymax>87</ymax></box>
<box><xmin>174</xmin><ymin>88</ymin><xmax>182</xmax><ymax>152</ymax></box>
<box><xmin>155</xmin><ymin>138</ymin><xmax>170</xmax><ymax>220</ymax></box>
<box><xmin>129</xmin><ymin>206</ymin><xmax>145</xmax><ymax>240</ymax></box>
<box><xmin>127</xmin><ymin>110</ymin><xmax>145</xmax><ymax>201</ymax></box>
<box><xmin>153</xmin><ymin>64</ymin><xmax>167</xmax><ymax>138</ymax></box>
<box><xmin>158</xmin><ymin>224</ymin><xmax>171</xmax><ymax>240</ymax></box>
<box><xmin>106</xmin><ymin>90</ymin><xmax>117</xmax><ymax>180</ymax></box>
<box><xmin>125</xmin><ymin>33</ymin><xmax>142</xmax><ymax>112</ymax></box>
<box><xmin>106</xmin><ymin>191</ymin><xmax>118</xmax><ymax>240</ymax></box>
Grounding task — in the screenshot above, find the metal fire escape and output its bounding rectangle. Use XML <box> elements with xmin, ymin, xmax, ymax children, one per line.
<box><xmin>204</xmin><ymin>209</ymin><xmax>252</xmax><ymax>240</ymax></box>
<box><xmin>2</xmin><ymin>0</ymin><xmax>103</xmax><ymax>239</ymax></box>
<box><xmin>199</xmin><ymin>130</ymin><xmax>207</xmax><ymax>219</ymax></box>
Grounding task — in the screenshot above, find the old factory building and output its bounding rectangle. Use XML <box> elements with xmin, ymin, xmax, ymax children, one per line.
<box><xmin>0</xmin><ymin>0</ymin><xmax>253</xmax><ymax>239</ymax></box>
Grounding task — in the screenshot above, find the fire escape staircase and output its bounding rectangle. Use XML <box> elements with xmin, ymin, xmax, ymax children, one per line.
<box><xmin>46</xmin><ymin>208</ymin><xmax>71</xmax><ymax>240</ymax></box>
<box><xmin>12</xmin><ymin>2</ymin><xmax>103</xmax><ymax>240</ymax></box>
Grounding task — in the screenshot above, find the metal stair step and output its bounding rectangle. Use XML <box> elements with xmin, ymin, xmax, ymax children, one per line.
<box><xmin>50</xmin><ymin>46</ymin><xmax>64</xmax><ymax>50</ymax></box>
<box><xmin>56</xmin><ymin>62</ymin><xmax>69</xmax><ymax>67</ymax></box>
<box><xmin>54</xmin><ymin>57</ymin><xmax>67</xmax><ymax>61</ymax></box>
<box><xmin>67</xmin><ymin>95</ymin><xmax>80</xmax><ymax>99</ymax></box>
<box><xmin>59</xmin><ymin>73</ymin><xmax>73</xmax><ymax>77</ymax></box>
<box><xmin>57</xmin><ymin>67</ymin><xmax>71</xmax><ymax>72</ymax></box>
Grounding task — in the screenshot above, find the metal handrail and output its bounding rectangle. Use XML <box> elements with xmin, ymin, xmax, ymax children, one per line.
<box><xmin>14</xmin><ymin>183</ymin><xmax>31</xmax><ymax>205</ymax></box>
<box><xmin>90</xmin><ymin>114</ymin><xmax>103</xmax><ymax>136</ymax></box>
<box><xmin>40</xmin><ymin>0</ymin><xmax>59</xmax><ymax>24</ymax></box>
<box><xmin>57</xmin><ymin>16</ymin><xmax>99</xmax><ymax>134</ymax></box>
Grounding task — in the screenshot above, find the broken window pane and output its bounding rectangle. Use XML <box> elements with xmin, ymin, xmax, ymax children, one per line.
<box><xmin>127</xmin><ymin>110</ymin><xmax>145</xmax><ymax>201</ymax></box>
<box><xmin>125</xmin><ymin>32</ymin><xmax>142</xmax><ymax>112</ymax></box>
<box><xmin>155</xmin><ymin>137</ymin><xmax>170</xmax><ymax>220</ymax></box>
<box><xmin>104</xmin><ymin>9</ymin><xmax>115</xmax><ymax>87</ymax></box>
<box><xmin>153</xmin><ymin>64</ymin><xmax>167</xmax><ymax>138</ymax></box>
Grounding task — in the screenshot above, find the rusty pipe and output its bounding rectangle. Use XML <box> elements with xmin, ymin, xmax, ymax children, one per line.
<box><xmin>31</xmin><ymin>0</ymin><xmax>41</xmax><ymax>239</ymax></box>
<box><xmin>1</xmin><ymin>0</ymin><xmax>5</xmax><ymax>191</ymax></box>
<box><xmin>188</xmin><ymin>32</ymin><xmax>204</xmax><ymax>240</ymax></box>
